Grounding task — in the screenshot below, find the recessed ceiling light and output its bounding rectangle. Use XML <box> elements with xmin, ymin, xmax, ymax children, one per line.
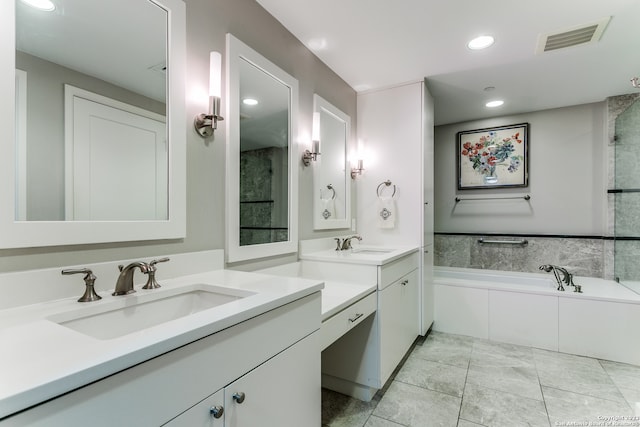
<box><xmin>19</xmin><ymin>0</ymin><xmax>55</xmax><ymax>11</ymax></box>
<box><xmin>486</xmin><ymin>100</ymin><xmax>504</xmax><ymax>108</ymax></box>
<box><xmin>242</xmin><ymin>98</ymin><xmax>258</xmax><ymax>106</ymax></box>
<box><xmin>467</xmin><ymin>35</ymin><xmax>495</xmax><ymax>50</ymax></box>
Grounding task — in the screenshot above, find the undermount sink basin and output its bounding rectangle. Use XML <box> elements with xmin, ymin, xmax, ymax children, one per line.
<box><xmin>350</xmin><ymin>248</ymin><xmax>395</xmax><ymax>254</ymax></box>
<box><xmin>48</xmin><ymin>284</ymin><xmax>255</xmax><ymax>340</ymax></box>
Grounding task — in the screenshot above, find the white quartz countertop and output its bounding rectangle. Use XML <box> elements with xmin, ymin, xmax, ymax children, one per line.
<box><xmin>0</xmin><ymin>269</ymin><xmax>323</xmax><ymax>419</ymax></box>
<box><xmin>300</xmin><ymin>245</ymin><xmax>419</xmax><ymax>266</ymax></box>
<box><xmin>321</xmin><ymin>281</ymin><xmax>376</xmax><ymax>321</ymax></box>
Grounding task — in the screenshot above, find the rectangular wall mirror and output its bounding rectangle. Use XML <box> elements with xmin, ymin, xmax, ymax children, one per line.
<box><xmin>0</xmin><ymin>0</ymin><xmax>186</xmax><ymax>248</ymax></box>
<box><xmin>312</xmin><ymin>94</ymin><xmax>351</xmax><ymax>230</ymax></box>
<box><xmin>225</xmin><ymin>33</ymin><xmax>299</xmax><ymax>262</ymax></box>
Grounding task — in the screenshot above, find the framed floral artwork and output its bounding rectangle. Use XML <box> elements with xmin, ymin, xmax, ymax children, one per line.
<box><xmin>457</xmin><ymin>123</ymin><xmax>529</xmax><ymax>190</ymax></box>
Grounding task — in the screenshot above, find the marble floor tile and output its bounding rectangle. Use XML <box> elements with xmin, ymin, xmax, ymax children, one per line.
<box><xmin>533</xmin><ymin>349</ymin><xmax>626</xmax><ymax>402</ymax></box>
<box><xmin>618</xmin><ymin>387</ymin><xmax>640</xmax><ymax>414</ymax></box>
<box><xmin>542</xmin><ymin>386</ymin><xmax>634</xmax><ymax>425</ymax></box>
<box><xmin>460</xmin><ymin>383</ymin><xmax>549</xmax><ymax>427</ymax></box>
<box><xmin>470</xmin><ymin>339</ymin><xmax>535</xmax><ymax>369</ymax></box>
<box><xmin>600</xmin><ymin>359</ymin><xmax>640</xmax><ymax>391</ymax></box>
<box><xmin>322</xmin><ymin>388</ymin><xmax>378</xmax><ymax>427</ymax></box>
<box><xmin>373</xmin><ymin>381</ymin><xmax>461</xmax><ymax>427</ymax></box>
<box><xmin>411</xmin><ymin>332</ymin><xmax>473</xmax><ymax>368</ymax></box>
<box><xmin>394</xmin><ymin>355</ymin><xmax>468</xmax><ymax>397</ymax></box>
<box><xmin>456</xmin><ymin>420</ymin><xmax>485</xmax><ymax>427</ymax></box>
<box><xmin>466</xmin><ymin>364</ymin><xmax>543</xmax><ymax>401</ymax></box>
<box><xmin>363</xmin><ymin>415</ymin><xmax>406</xmax><ymax>427</ymax></box>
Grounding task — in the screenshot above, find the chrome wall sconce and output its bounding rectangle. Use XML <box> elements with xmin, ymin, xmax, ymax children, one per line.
<box><xmin>194</xmin><ymin>51</ymin><xmax>224</xmax><ymax>138</ymax></box>
<box><xmin>302</xmin><ymin>112</ymin><xmax>321</xmax><ymax>166</ymax></box>
<box><xmin>351</xmin><ymin>159</ymin><xmax>364</xmax><ymax>179</ymax></box>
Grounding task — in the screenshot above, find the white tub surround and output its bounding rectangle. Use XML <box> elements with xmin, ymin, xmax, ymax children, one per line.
<box><xmin>0</xmin><ymin>250</ymin><xmax>323</xmax><ymax>421</ymax></box>
<box><xmin>434</xmin><ymin>266</ymin><xmax>640</xmax><ymax>365</ymax></box>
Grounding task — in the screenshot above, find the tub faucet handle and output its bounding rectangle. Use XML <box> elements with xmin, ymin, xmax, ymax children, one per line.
<box><xmin>334</xmin><ymin>238</ymin><xmax>343</xmax><ymax>251</ymax></box>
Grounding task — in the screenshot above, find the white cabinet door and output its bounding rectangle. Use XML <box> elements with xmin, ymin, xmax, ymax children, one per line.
<box><xmin>224</xmin><ymin>332</ymin><xmax>320</xmax><ymax>427</ymax></box>
<box><xmin>379</xmin><ymin>269</ymin><xmax>419</xmax><ymax>384</ymax></box>
<box><xmin>163</xmin><ymin>389</ymin><xmax>225</xmax><ymax>427</ymax></box>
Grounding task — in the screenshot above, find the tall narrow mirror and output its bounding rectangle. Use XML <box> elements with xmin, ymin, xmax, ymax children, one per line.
<box><xmin>312</xmin><ymin>94</ymin><xmax>351</xmax><ymax>230</ymax></box>
<box><xmin>0</xmin><ymin>0</ymin><xmax>186</xmax><ymax>248</ymax></box>
<box><xmin>226</xmin><ymin>34</ymin><xmax>299</xmax><ymax>262</ymax></box>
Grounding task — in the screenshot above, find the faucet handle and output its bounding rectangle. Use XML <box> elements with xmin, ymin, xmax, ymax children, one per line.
<box><xmin>142</xmin><ymin>258</ymin><xmax>170</xmax><ymax>290</ymax></box>
<box><xmin>334</xmin><ymin>238</ymin><xmax>342</xmax><ymax>251</ymax></box>
<box><xmin>149</xmin><ymin>257</ymin><xmax>170</xmax><ymax>268</ymax></box>
<box><xmin>61</xmin><ymin>268</ymin><xmax>102</xmax><ymax>302</ymax></box>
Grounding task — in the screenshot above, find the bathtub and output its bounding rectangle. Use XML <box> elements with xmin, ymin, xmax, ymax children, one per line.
<box><xmin>433</xmin><ymin>266</ymin><xmax>640</xmax><ymax>366</ymax></box>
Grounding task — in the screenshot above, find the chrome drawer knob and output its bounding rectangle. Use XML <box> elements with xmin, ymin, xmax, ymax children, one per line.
<box><xmin>209</xmin><ymin>406</ymin><xmax>224</xmax><ymax>419</ymax></box>
<box><xmin>233</xmin><ymin>392</ymin><xmax>246</xmax><ymax>404</ymax></box>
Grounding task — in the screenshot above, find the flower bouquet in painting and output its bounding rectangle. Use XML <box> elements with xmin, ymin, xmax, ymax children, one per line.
<box><xmin>457</xmin><ymin>123</ymin><xmax>528</xmax><ymax>189</ymax></box>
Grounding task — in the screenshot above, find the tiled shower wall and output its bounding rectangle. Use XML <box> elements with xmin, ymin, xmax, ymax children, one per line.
<box><xmin>434</xmin><ymin>93</ymin><xmax>640</xmax><ymax>280</ymax></box>
<box><xmin>434</xmin><ymin>234</ymin><xmax>608</xmax><ymax>278</ymax></box>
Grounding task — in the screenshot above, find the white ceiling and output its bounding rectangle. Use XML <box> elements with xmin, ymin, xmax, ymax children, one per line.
<box><xmin>256</xmin><ymin>0</ymin><xmax>640</xmax><ymax>125</ymax></box>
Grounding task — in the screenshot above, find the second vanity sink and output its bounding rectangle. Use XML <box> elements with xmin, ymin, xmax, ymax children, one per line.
<box><xmin>47</xmin><ymin>284</ymin><xmax>256</xmax><ymax>340</ymax></box>
<box><xmin>350</xmin><ymin>247</ymin><xmax>395</xmax><ymax>255</ymax></box>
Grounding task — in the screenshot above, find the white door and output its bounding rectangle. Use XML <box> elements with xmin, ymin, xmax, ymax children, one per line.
<box><xmin>65</xmin><ymin>85</ymin><xmax>166</xmax><ymax>220</ymax></box>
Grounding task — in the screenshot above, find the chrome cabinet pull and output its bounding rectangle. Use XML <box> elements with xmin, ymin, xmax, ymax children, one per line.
<box><xmin>233</xmin><ymin>392</ymin><xmax>245</xmax><ymax>404</ymax></box>
<box><xmin>209</xmin><ymin>406</ymin><xmax>224</xmax><ymax>418</ymax></box>
<box><xmin>348</xmin><ymin>313</ymin><xmax>364</xmax><ymax>323</ymax></box>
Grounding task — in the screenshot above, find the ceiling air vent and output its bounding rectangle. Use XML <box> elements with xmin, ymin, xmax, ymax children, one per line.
<box><xmin>536</xmin><ymin>17</ymin><xmax>610</xmax><ymax>54</ymax></box>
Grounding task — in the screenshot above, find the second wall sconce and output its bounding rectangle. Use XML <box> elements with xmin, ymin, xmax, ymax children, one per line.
<box><xmin>194</xmin><ymin>51</ymin><xmax>224</xmax><ymax>138</ymax></box>
<box><xmin>302</xmin><ymin>112</ymin><xmax>321</xmax><ymax>166</ymax></box>
<box><xmin>351</xmin><ymin>159</ymin><xmax>364</xmax><ymax>179</ymax></box>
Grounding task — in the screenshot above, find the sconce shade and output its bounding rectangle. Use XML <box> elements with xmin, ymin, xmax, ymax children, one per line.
<box><xmin>312</xmin><ymin>112</ymin><xmax>321</xmax><ymax>142</ymax></box>
<box><xmin>194</xmin><ymin>51</ymin><xmax>224</xmax><ymax>138</ymax></box>
<box><xmin>209</xmin><ymin>51</ymin><xmax>222</xmax><ymax>97</ymax></box>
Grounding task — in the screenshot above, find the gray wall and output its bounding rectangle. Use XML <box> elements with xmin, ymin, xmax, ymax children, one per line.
<box><xmin>0</xmin><ymin>0</ymin><xmax>356</xmax><ymax>273</ymax></box>
<box><xmin>434</xmin><ymin>102</ymin><xmax>610</xmax><ymax>278</ymax></box>
<box><xmin>435</xmin><ymin>102</ymin><xmax>608</xmax><ymax>235</ymax></box>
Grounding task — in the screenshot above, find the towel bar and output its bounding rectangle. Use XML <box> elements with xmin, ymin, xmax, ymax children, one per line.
<box><xmin>478</xmin><ymin>238</ymin><xmax>528</xmax><ymax>245</ymax></box>
<box><xmin>455</xmin><ymin>194</ymin><xmax>530</xmax><ymax>203</ymax></box>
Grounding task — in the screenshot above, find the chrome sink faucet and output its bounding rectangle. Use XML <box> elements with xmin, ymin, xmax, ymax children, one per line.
<box><xmin>339</xmin><ymin>235</ymin><xmax>362</xmax><ymax>251</ymax></box>
<box><xmin>113</xmin><ymin>261</ymin><xmax>150</xmax><ymax>296</ymax></box>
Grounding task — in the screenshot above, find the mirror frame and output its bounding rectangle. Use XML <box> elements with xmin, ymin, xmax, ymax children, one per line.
<box><xmin>225</xmin><ymin>33</ymin><xmax>299</xmax><ymax>262</ymax></box>
<box><xmin>0</xmin><ymin>0</ymin><xmax>186</xmax><ymax>248</ymax></box>
<box><xmin>312</xmin><ymin>94</ymin><xmax>352</xmax><ymax>230</ymax></box>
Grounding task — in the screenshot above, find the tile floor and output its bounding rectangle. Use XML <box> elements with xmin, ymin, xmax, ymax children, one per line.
<box><xmin>321</xmin><ymin>331</ymin><xmax>640</xmax><ymax>427</ymax></box>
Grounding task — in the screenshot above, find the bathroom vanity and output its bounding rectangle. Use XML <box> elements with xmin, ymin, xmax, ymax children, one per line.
<box><xmin>0</xmin><ymin>253</ymin><xmax>323</xmax><ymax>426</ymax></box>
<box><xmin>298</xmin><ymin>241</ymin><xmax>420</xmax><ymax>401</ymax></box>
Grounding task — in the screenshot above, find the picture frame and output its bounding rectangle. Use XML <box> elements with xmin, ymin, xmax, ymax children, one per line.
<box><xmin>457</xmin><ymin>123</ymin><xmax>529</xmax><ymax>190</ymax></box>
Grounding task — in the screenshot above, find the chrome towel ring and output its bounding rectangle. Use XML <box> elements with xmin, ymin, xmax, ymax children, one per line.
<box><xmin>376</xmin><ymin>180</ymin><xmax>396</xmax><ymax>198</ymax></box>
<box><xmin>321</xmin><ymin>184</ymin><xmax>336</xmax><ymax>200</ymax></box>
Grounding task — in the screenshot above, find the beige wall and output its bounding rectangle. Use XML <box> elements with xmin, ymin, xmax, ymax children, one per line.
<box><xmin>0</xmin><ymin>0</ymin><xmax>356</xmax><ymax>272</ymax></box>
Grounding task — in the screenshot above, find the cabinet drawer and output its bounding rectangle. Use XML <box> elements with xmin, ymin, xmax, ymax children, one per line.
<box><xmin>320</xmin><ymin>291</ymin><xmax>376</xmax><ymax>350</ymax></box>
<box><xmin>378</xmin><ymin>251</ymin><xmax>419</xmax><ymax>290</ymax></box>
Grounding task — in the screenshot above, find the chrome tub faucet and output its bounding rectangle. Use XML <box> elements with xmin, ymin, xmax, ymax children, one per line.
<box><xmin>539</xmin><ymin>264</ymin><xmax>582</xmax><ymax>292</ymax></box>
